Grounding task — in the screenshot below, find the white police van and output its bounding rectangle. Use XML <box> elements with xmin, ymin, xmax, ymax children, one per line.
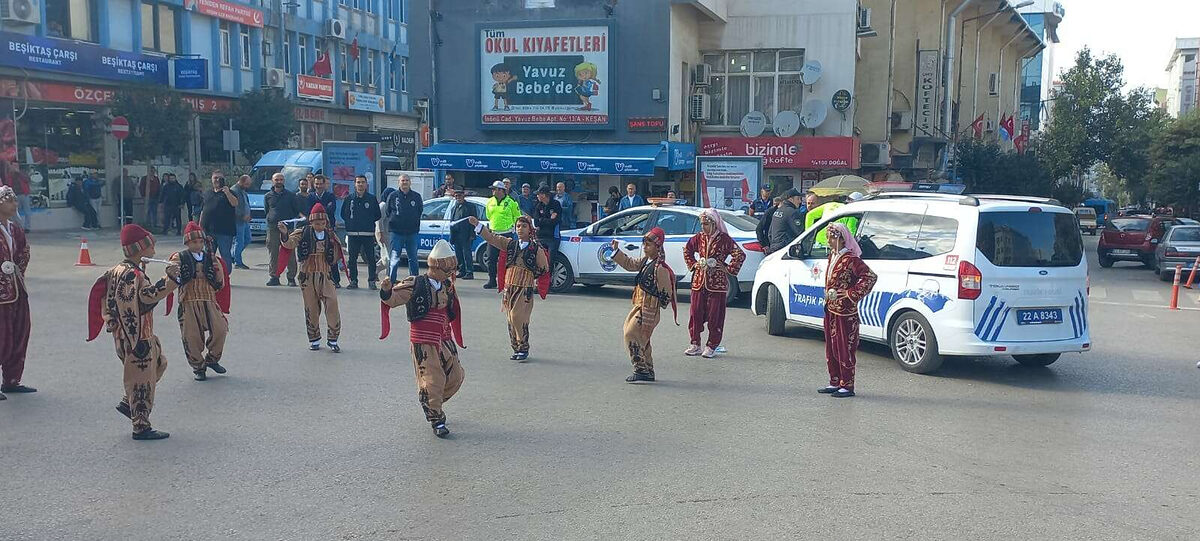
<box><xmin>751</xmin><ymin>192</ymin><xmax>1090</xmax><ymax>373</ymax></box>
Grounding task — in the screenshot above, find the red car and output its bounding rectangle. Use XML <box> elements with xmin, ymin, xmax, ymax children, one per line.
<box><xmin>1098</xmin><ymin>216</ymin><xmax>1180</xmax><ymax>268</ymax></box>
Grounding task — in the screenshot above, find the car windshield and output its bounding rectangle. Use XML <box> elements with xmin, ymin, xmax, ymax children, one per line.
<box><xmin>1109</xmin><ymin>218</ymin><xmax>1150</xmax><ymax>232</ymax></box>
<box><xmin>1170</xmin><ymin>228</ymin><xmax>1200</xmax><ymax>242</ymax></box>
<box><xmin>1074</xmin><ymin>208</ymin><xmax>1095</xmax><ymax>217</ymax></box>
<box><xmin>976</xmin><ymin>211</ymin><xmax>1083</xmax><ymax>267</ymax></box>
<box><xmin>250</xmin><ymin>165</ymin><xmax>313</xmax><ymax>193</ymax></box>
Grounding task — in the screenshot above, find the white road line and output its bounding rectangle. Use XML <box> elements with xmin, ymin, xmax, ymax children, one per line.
<box><xmin>1091</xmin><ymin>300</ymin><xmax>1200</xmax><ymax>312</ymax></box>
<box><xmin>1131</xmin><ymin>289</ymin><xmax>1163</xmax><ymax>302</ymax></box>
<box><xmin>1089</xmin><ymin>287</ymin><xmax>1107</xmax><ymax>299</ymax></box>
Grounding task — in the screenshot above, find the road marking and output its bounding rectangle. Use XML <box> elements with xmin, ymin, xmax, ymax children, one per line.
<box><xmin>1131</xmin><ymin>289</ymin><xmax>1162</xmax><ymax>302</ymax></box>
<box><xmin>1092</xmin><ymin>300</ymin><xmax>1200</xmax><ymax>312</ymax></box>
<box><xmin>1089</xmin><ymin>287</ymin><xmax>1107</xmax><ymax>299</ymax></box>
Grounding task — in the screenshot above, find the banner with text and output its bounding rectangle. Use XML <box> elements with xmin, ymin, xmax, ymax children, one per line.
<box><xmin>0</xmin><ymin>31</ymin><xmax>167</xmax><ymax>85</ymax></box>
<box><xmin>297</xmin><ymin>74</ymin><xmax>334</xmax><ymax>102</ymax></box>
<box><xmin>185</xmin><ymin>0</ymin><xmax>264</xmax><ymax>27</ymax></box>
<box><xmin>700</xmin><ymin>136</ymin><xmax>860</xmax><ymax>169</ymax></box>
<box><xmin>695</xmin><ymin>157</ymin><xmax>763</xmax><ymax>212</ymax></box>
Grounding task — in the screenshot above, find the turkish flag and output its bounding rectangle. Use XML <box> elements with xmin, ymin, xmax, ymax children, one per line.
<box><xmin>971</xmin><ymin>114</ymin><xmax>985</xmax><ymax>139</ymax></box>
<box><xmin>311</xmin><ymin>50</ymin><xmax>332</xmax><ymax>77</ymax></box>
<box><xmin>349</xmin><ymin>38</ymin><xmax>360</xmax><ymax>60</ymax></box>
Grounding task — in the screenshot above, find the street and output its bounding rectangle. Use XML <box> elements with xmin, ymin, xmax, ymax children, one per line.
<box><xmin>2</xmin><ymin>231</ymin><xmax>1198</xmax><ymax>540</ymax></box>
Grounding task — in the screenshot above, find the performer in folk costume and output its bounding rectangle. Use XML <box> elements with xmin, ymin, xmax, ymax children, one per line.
<box><xmin>683</xmin><ymin>208</ymin><xmax>746</xmax><ymax>358</ymax></box>
<box><xmin>0</xmin><ymin>186</ymin><xmax>35</xmax><ymax>400</ymax></box>
<box><xmin>277</xmin><ymin>202</ymin><xmax>346</xmax><ymax>352</ymax></box>
<box><xmin>609</xmin><ymin>227</ymin><xmax>678</xmax><ymax>383</ymax></box>
<box><xmin>165</xmin><ymin>222</ymin><xmax>231</xmax><ymax>381</ymax></box>
<box><xmin>378</xmin><ymin>240</ymin><xmax>467</xmax><ymax>438</ymax></box>
<box><xmin>466</xmin><ymin>214</ymin><xmax>549</xmax><ymax>361</ymax></box>
<box><xmin>86</xmin><ymin>224</ymin><xmax>178</xmax><ymax>440</ymax></box>
<box><xmin>819</xmin><ymin>222</ymin><xmax>877</xmax><ymax>398</ymax></box>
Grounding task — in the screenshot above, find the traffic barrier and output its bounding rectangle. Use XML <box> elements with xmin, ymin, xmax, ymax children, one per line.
<box><xmin>75</xmin><ymin>237</ymin><xmax>95</xmax><ymax>266</ymax></box>
<box><xmin>1169</xmin><ymin>264</ymin><xmax>1182</xmax><ymax>311</ymax></box>
<box><xmin>1184</xmin><ymin>256</ymin><xmax>1200</xmax><ymax>289</ymax></box>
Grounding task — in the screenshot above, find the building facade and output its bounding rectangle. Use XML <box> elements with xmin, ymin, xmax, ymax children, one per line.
<box><xmin>1165</xmin><ymin>38</ymin><xmax>1199</xmax><ymax>119</ymax></box>
<box><xmin>1017</xmin><ymin>0</ymin><xmax>1064</xmax><ymax>132</ymax></box>
<box><xmin>0</xmin><ymin>0</ymin><xmax>415</xmax><ymax>229</ymax></box>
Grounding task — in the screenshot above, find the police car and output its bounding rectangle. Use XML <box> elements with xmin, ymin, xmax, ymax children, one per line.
<box><xmin>553</xmin><ymin>202</ymin><xmax>766</xmax><ymax>304</ymax></box>
<box><xmin>751</xmin><ymin>192</ymin><xmax>1090</xmax><ymax>373</ymax></box>
<box><xmin>395</xmin><ymin>195</ymin><xmax>491</xmax><ymax>270</ymax></box>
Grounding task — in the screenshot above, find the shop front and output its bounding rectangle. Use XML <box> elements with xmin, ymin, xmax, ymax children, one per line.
<box><xmin>699</xmin><ymin>135</ymin><xmax>861</xmax><ymax>197</ymax></box>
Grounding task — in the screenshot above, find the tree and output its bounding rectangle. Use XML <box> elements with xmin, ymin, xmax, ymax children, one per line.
<box><xmin>1148</xmin><ymin>112</ymin><xmax>1200</xmax><ymax>215</ymax></box>
<box><xmin>229</xmin><ymin>89</ymin><xmax>295</xmax><ymax>161</ymax></box>
<box><xmin>110</xmin><ymin>85</ymin><xmax>194</xmax><ymax>161</ymax></box>
<box><xmin>954</xmin><ymin>139</ymin><xmax>1054</xmax><ymax>198</ymax></box>
<box><xmin>1094</xmin><ymin>164</ymin><xmax>1131</xmax><ymax>207</ymax></box>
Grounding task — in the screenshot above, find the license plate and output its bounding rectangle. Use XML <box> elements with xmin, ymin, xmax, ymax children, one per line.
<box><xmin>1016</xmin><ymin>308</ymin><xmax>1062</xmax><ymax>326</ymax></box>
<box><xmin>251</xmin><ymin>223</ymin><xmax>266</xmax><ymax>231</ymax></box>
<box><xmin>1110</xmin><ymin>249</ymin><xmax>1133</xmax><ymax>255</ymax></box>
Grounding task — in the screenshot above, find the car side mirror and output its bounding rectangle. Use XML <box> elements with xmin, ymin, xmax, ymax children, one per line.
<box><xmin>787</xmin><ymin>243</ymin><xmax>806</xmax><ymax>259</ymax></box>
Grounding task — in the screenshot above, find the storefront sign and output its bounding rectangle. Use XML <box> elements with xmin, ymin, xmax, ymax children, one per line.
<box><xmin>322</xmin><ymin>141</ymin><xmax>381</xmax><ymax>197</ymax></box>
<box><xmin>478</xmin><ymin>22</ymin><xmax>613</xmax><ymax>129</ymax></box>
<box><xmin>346</xmin><ymin>90</ymin><xmax>385</xmax><ymax>113</ymax></box>
<box><xmin>185</xmin><ymin>0</ymin><xmax>264</xmax><ymax>27</ymax></box>
<box><xmin>627</xmin><ymin>117</ymin><xmax>666</xmax><ymax>132</ymax></box>
<box><xmin>297</xmin><ymin>74</ymin><xmax>334</xmax><ymax>102</ymax></box>
<box><xmin>295</xmin><ymin>106</ymin><xmax>329</xmax><ymax>122</ymax></box>
<box><xmin>695</xmin><ymin>156</ymin><xmax>763</xmax><ymax>211</ymax></box>
<box><xmin>418</xmin><ymin>151</ymin><xmax>655</xmax><ymax>176</ymax></box>
<box><xmin>659</xmin><ymin>141</ymin><xmax>695</xmax><ymax>171</ymax></box>
<box><xmin>832</xmin><ymin>90</ymin><xmax>852</xmax><ymax>112</ymax></box>
<box><xmin>180</xmin><ymin>95</ymin><xmax>232</xmax><ymax>113</ymax></box>
<box><xmin>700</xmin><ymin>136</ymin><xmax>861</xmax><ymax>169</ymax></box>
<box><xmin>915</xmin><ymin>49</ymin><xmax>939</xmax><ymax>137</ymax></box>
<box><xmin>173</xmin><ymin>58</ymin><xmax>208</xmax><ymax>90</ymax></box>
<box><xmin>0</xmin><ymin>78</ymin><xmax>230</xmax><ymax>112</ymax></box>
<box><xmin>0</xmin><ymin>31</ymin><xmax>168</xmax><ymax>85</ymax></box>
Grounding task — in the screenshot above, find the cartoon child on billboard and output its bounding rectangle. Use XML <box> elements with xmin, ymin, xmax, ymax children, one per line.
<box><xmin>574</xmin><ymin>62</ymin><xmax>601</xmax><ymax>111</ymax></box>
<box><xmin>490</xmin><ymin>63</ymin><xmax>518</xmax><ymax>111</ymax></box>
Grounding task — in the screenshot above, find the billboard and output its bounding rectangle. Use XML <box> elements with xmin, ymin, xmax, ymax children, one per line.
<box><xmin>0</xmin><ymin>31</ymin><xmax>168</xmax><ymax>85</ymax></box>
<box><xmin>478</xmin><ymin>22</ymin><xmax>613</xmax><ymax>130</ymax></box>
<box><xmin>700</xmin><ymin>136</ymin><xmax>860</xmax><ymax>169</ymax></box>
<box><xmin>322</xmin><ymin>141</ymin><xmax>382</xmax><ymax>198</ymax></box>
<box><xmin>297</xmin><ymin>74</ymin><xmax>334</xmax><ymax>102</ymax></box>
<box><xmin>695</xmin><ymin>156</ymin><xmax>763</xmax><ymax>212</ymax></box>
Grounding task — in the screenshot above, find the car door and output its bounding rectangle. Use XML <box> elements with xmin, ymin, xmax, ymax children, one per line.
<box><xmin>417</xmin><ymin>198</ymin><xmax>452</xmax><ymax>256</ymax></box>
<box><xmin>852</xmin><ymin>207</ymin><xmax>929</xmax><ymax>340</ymax></box>
<box><xmin>649</xmin><ymin>209</ymin><xmax>701</xmax><ymax>284</ymax></box>
<box><xmin>782</xmin><ymin>211</ymin><xmax>867</xmax><ymax>328</ymax></box>
<box><xmin>577</xmin><ymin>209</ymin><xmax>654</xmax><ymax>280</ymax></box>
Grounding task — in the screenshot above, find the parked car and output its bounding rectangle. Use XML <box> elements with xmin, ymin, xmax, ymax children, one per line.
<box><xmin>554</xmin><ymin>203</ymin><xmax>765</xmax><ymax>304</ymax></box>
<box><xmin>1097</xmin><ymin>215</ymin><xmax>1181</xmax><ymax>268</ymax></box>
<box><xmin>1074</xmin><ymin>206</ymin><xmax>1098</xmax><ymax>235</ymax></box>
<box><xmin>1154</xmin><ymin>225</ymin><xmax>1200</xmax><ymax>281</ymax></box>
<box><xmin>394</xmin><ymin>195</ymin><xmax>491</xmax><ymax>271</ymax></box>
<box><xmin>751</xmin><ymin>192</ymin><xmax>1090</xmax><ymax>373</ymax></box>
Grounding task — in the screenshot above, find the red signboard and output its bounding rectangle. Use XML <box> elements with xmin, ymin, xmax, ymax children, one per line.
<box><xmin>185</xmin><ymin>0</ymin><xmax>264</xmax><ymax>27</ymax></box>
<box><xmin>700</xmin><ymin>136</ymin><xmax>861</xmax><ymax>169</ymax></box>
<box><xmin>110</xmin><ymin>116</ymin><xmax>130</xmax><ymax>140</ymax></box>
<box><xmin>295</xmin><ymin>106</ymin><xmax>329</xmax><ymax>122</ymax></box>
<box><xmin>0</xmin><ymin>78</ymin><xmax>231</xmax><ymax>112</ymax></box>
<box><xmin>627</xmin><ymin>116</ymin><xmax>667</xmax><ymax>132</ymax></box>
<box><xmin>296</xmin><ymin>75</ymin><xmax>335</xmax><ymax>102</ymax></box>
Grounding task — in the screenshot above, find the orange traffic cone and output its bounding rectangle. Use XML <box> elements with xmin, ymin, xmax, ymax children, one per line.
<box><xmin>75</xmin><ymin>237</ymin><xmax>95</xmax><ymax>266</ymax></box>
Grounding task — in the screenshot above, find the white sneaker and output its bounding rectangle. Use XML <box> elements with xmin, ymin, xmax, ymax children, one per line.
<box><xmin>683</xmin><ymin>344</ymin><xmax>702</xmax><ymax>356</ymax></box>
<box><xmin>701</xmin><ymin>347</ymin><xmax>716</xmax><ymax>358</ymax></box>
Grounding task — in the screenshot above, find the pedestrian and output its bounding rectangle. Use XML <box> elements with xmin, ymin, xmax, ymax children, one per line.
<box><xmin>433</xmin><ymin>173</ymin><xmax>457</xmax><ymax>198</ymax></box>
<box><xmin>819</xmin><ymin>222</ymin><xmax>877</xmax><ymax>398</ymax></box>
<box><xmin>767</xmin><ymin>189</ymin><xmax>807</xmax><ymax>254</ymax></box>
<box><xmin>554</xmin><ymin>182</ymin><xmax>577</xmax><ymax>229</ymax></box>
<box><xmin>448</xmin><ymin>189</ymin><xmax>477</xmax><ymax>279</ymax></box>
<box><xmin>376</xmin><ymin>186</ymin><xmax>395</xmax><ymax>273</ymax></box>
<box><xmin>185</xmin><ymin>172</ymin><xmax>203</xmax><ymax>222</ymax></box>
<box><xmin>750</xmin><ymin>185</ymin><xmax>773</xmax><ymax>217</ymax></box>
<box><xmin>83</xmin><ymin>169</ymin><xmax>105</xmax><ymax>228</ymax></box>
<box><xmin>755</xmin><ymin>196</ymin><xmax>781</xmax><ymax>248</ymax></box>
<box><xmin>168</xmin><ymin>221</ymin><xmax>230</xmax><ymax>382</ymax></box>
<box><xmin>385</xmin><ymin>174</ymin><xmax>423</xmax><ymax>281</ymax></box>
<box><xmin>609</xmin><ymin>227</ymin><xmax>677</xmax><ymax>383</ymax></box>
<box><xmin>67</xmin><ymin>176</ymin><xmax>99</xmax><ymax>230</ymax></box>
<box><xmin>602</xmin><ymin>186</ymin><xmax>621</xmax><ymax>219</ymax></box>
<box><xmin>159</xmin><ymin>173</ymin><xmax>185</xmax><ymax>235</ymax></box>
<box><xmin>618</xmin><ymin>183</ymin><xmax>647</xmax><ymax>211</ymax></box>
<box><xmin>200</xmin><ymin>171</ymin><xmax>238</xmax><ymax>265</ymax></box>
<box><xmin>341</xmin><ymin>174</ymin><xmax>381</xmax><ymax>289</ymax></box>
<box><xmin>298</xmin><ymin>175</ymin><xmax>312</xmax><ymax>200</ymax></box>
<box><xmin>277</xmin><ymin>202</ymin><xmax>344</xmax><ymax>352</ymax></box>
<box><xmin>483</xmin><ymin>180</ymin><xmax>522</xmax><ymax>289</ymax></box>
<box><xmin>378</xmin><ymin>240</ymin><xmax>467</xmax><ymax>438</ymax></box>
<box><xmin>467</xmin><ymin>214</ymin><xmax>549</xmax><ymax>361</ymax></box>
<box><xmin>307</xmin><ymin>175</ymin><xmax>340</xmax><ymax>286</ymax></box>
<box><xmin>85</xmin><ymin>224</ymin><xmax>178</xmax><ymax>440</ymax></box>
<box><xmin>0</xmin><ymin>186</ymin><xmax>34</xmax><ymax>401</ymax></box>
<box><xmin>517</xmin><ymin>183</ymin><xmax>536</xmax><ymax>216</ymax></box>
<box><xmin>140</xmin><ymin>166</ymin><xmax>161</xmax><ymax>229</ymax></box>
<box><xmin>119</xmin><ymin>168</ymin><xmax>136</xmax><ymax>225</ymax></box>
<box><xmin>1</xmin><ymin>162</ymin><xmax>32</xmax><ymax>232</ymax></box>
<box><xmin>264</xmin><ymin>172</ymin><xmax>301</xmax><ymax>287</ymax></box>
<box><xmin>532</xmin><ymin>185</ymin><xmax>562</xmax><ymax>256</ymax></box>
<box><xmin>228</xmin><ymin>174</ymin><xmax>253</xmax><ymax>269</ymax></box>
<box><xmin>683</xmin><ymin>208</ymin><xmax>746</xmax><ymax>358</ymax></box>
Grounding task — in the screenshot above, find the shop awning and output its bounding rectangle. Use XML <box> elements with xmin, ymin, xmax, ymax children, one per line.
<box><xmin>417</xmin><ymin>143</ymin><xmax>664</xmax><ymax>176</ymax></box>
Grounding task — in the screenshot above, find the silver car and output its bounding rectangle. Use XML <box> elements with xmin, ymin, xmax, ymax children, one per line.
<box><xmin>1155</xmin><ymin>225</ymin><xmax>1200</xmax><ymax>281</ymax></box>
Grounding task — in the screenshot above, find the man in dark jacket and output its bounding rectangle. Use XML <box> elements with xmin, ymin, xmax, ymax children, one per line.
<box><xmin>341</xmin><ymin>175</ymin><xmax>382</xmax><ymax>289</ymax></box>
<box><xmin>532</xmin><ymin>185</ymin><xmax>563</xmax><ymax>256</ymax></box>
<box><xmin>67</xmin><ymin>176</ymin><xmax>99</xmax><ymax>229</ymax></box>
<box><xmin>385</xmin><ymin>173</ymin><xmax>423</xmax><ymax>280</ymax></box>
<box><xmin>767</xmin><ymin>189</ymin><xmax>807</xmax><ymax>254</ymax></box>
<box><xmin>264</xmin><ymin>172</ymin><xmax>302</xmax><ymax>286</ymax></box>
<box><xmin>306</xmin><ymin>174</ymin><xmax>341</xmax><ymax>286</ymax></box>
<box><xmin>602</xmin><ymin>186</ymin><xmax>621</xmax><ymax>219</ymax></box>
<box><xmin>159</xmin><ymin>173</ymin><xmax>185</xmax><ymax>235</ymax></box>
<box><xmin>755</xmin><ymin>196</ymin><xmax>779</xmax><ymax>247</ymax></box>
<box><xmin>448</xmin><ymin>189</ymin><xmax>477</xmax><ymax>279</ymax></box>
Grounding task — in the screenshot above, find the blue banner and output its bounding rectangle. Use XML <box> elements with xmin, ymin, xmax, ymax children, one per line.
<box><xmin>418</xmin><ymin>152</ymin><xmax>656</xmax><ymax>176</ymax></box>
<box><xmin>0</xmin><ymin>31</ymin><xmax>169</xmax><ymax>85</ymax></box>
<box><xmin>660</xmin><ymin>141</ymin><xmax>696</xmax><ymax>171</ymax></box>
<box><xmin>173</xmin><ymin>58</ymin><xmax>208</xmax><ymax>89</ymax></box>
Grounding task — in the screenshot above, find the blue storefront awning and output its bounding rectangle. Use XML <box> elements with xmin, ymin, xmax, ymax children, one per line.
<box><xmin>418</xmin><ymin>143</ymin><xmax>679</xmax><ymax>177</ymax></box>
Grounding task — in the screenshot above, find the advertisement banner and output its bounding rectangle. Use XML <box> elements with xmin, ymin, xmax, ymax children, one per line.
<box><xmin>0</xmin><ymin>31</ymin><xmax>168</xmax><ymax>85</ymax></box>
<box><xmin>185</xmin><ymin>0</ymin><xmax>264</xmax><ymax>27</ymax></box>
<box><xmin>322</xmin><ymin>141</ymin><xmax>381</xmax><ymax>198</ymax></box>
<box><xmin>297</xmin><ymin>74</ymin><xmax>334</xmax><ymax>102</ymax></box>
<box><xmin>695</xmin><ymin>156</ymin><xmax>763</xmax><ymax>212</ymax></box>
<box><xmin>0</xmin><ymin>78</ymin><xmax>231</xmax><ymax>112</ymax></box>
<box><xmin>700</xmin><ymin>136</ymin><xmax>860</xmax><ymax>169</ymax></box>
<box><xmin>478</xmin><ymin>22</ymin><xmax>612</xmax><ymax>129</ymax></box>
<box><xmin>915</xmin><ymin>49</ymin><xmax>939</xmax><ymax>137</ymax></box>
<box><xmin>173</xmin><ymin>58</ymin><xmax>208</xmax><ymax>90</ymax></box>
<box><xmin>418</xmin><ymin>151</ymin><xmax>654</xmax><ymax>176</ymax></box>
<box><xmin>346</xmin><ymin>90</ymin><xmax>385</xmax><ymax>113</ymax></box>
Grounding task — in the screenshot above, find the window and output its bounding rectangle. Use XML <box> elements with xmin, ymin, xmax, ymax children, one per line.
<box><xmin>367</xmin><ymin>53</ymin><xmax>376</xmax><ymax>87</ymax></box>
<box><xmin>976</xmin><ymin>211</ymin><xmax>1083</xmax><ymax>268</ymax></box>
<box><xmin>141</xmin><ymin>2</ymin><xmax>177</xmax><ymax>54</ymax></box>
<box><xmin>241</xmin><ymin>26</ymin><xmax>251</xmax><ymax>69</ymax></box>
<box><xmin>45</xmin><ymin>0</ymin><xmax>99</xmax><ymax>42</ymax></box>
<box><xmin>1109</xmin><ymin>218</ymin><xmax>1149</xmax><ymax>232</ymax></box>
<box><xmin>400</xmin><ymin>57</ymin><xmax>407</xmax><ymax>91</ymax></box>
<box><xmin>283</xmin><ymin>34</ymin><xmax>291</xmax><ymax>73</ymax></box>
<box><xmin>219</xmin><ymin>21</ymin><xmax>231</xmax><ymax>66</ymax></box>
<box><xmin>857</xmin><ymin>212</ymin><xmax>923</xmax><ymax>260</ymax></box>
<box><xmin>299</xmin><ymin>36</ymin><xmax>308</xmax><ymax>74</ymax></box>
<box><xmin>914</xmin><ymin>215</ymin><xmax>959</xmax><ymax>258</ymax></box>
<box><xmin>340</xmin><ymin>45</ymin><xmax>348</xmax><ymax>83</ymax></box>
<box><xmin>1169</xmin><ymin>228</ymin><xmax>1200</xmax><ymax>242</ymax></box>
<box><xmin>652</xmin><ymin>211</ymin><xmax>699</xmax><ymax>236</ymax></box>
<box><xmin>354</xmin><ymin>51</ymin><xmax>363</xmax><ymax>85</ymax></box>
<box><xmin>421</xmin><ymin>199</ymin><xmax>450</xmax><ymax>221</ymax></box>
<box><xmin>595</xmin><ymin>211</ymin><xmax>652</xmax><ymax>236</ymax></box>
<box><xmin>700</xmin><ymin>50</ymin><xmax>805</xmax><ymax>126</ymax></box>
<box><xmin>798</xmin><ymin>214</ymin><xmax>864</xmax><ymax>260</ymax></box>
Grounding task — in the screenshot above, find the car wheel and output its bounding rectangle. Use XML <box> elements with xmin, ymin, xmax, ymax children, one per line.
<box><xmin>1160</xmin><ymin>268</ymin><xmax>1173</xmax><ymax>282</ymax></box>
<box><xmin>473</xmin><ymin>244</ymin><xmax>488</xmax><ymax>271</ymax></box>
<box><xmin>1098</xmin><ymin>254</ymin><xmax>1113</xmax><ymax>268</ymax></box>
<box><xmin>725</xmin><ymin>275</ymin><xmax>741</xmax><ymax>306</ymax></box>
<box><xmin>1143</xmin><ymin>254</ymin><xmax>1156</xmax><ymax>269</ymax></box>
<box><xmin>1013</xmin><ymin>353</ymin><xmax>1060</xmax><ymax>367</ymax></box>
<box><xmin>765</xmin><ymin>284</ymin><xmax>786</xmax><ymax>336</ymax></box>
<box><xmin>550</xmin><ymin>253</ymin><xmax>574</xmax><ymax>293</ymax></box>
<box><xmin>1090</xmin><ymin>230</ymin><xmax>1097</xmax><ymax>236</ymax></box>
<box><xmin>889</xmin><ymin>312</ymin><xmax>944</xmax><ymax>374</ymax></box>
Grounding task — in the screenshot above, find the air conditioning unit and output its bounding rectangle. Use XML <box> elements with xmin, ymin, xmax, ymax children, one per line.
<box><xmin>857</xmin><ymin>6</ymin><xmax>872</xmax><ymax>30</ymax></box>
<box><xmin>692</xmin><ymin>63</ymin><xmax>711</xmax><ymax>87</ymax></box>
<box><xmin>1</xmin><ymin>0</ymin><xmax>40</xmax><ymax>25</ymax></box>
<box><xmin>689</xmin><ymin>93</ymin><xmax>711</xmax><ymax>122</ymax></box>
<box><xmin>264</xmin><ymin>67</ymin><xmax>286</xmax><ymax>89</ymax></box>
<box><xmin>860</xmin><ymin>142</ymin><xmax>891</xmax><ymax>167</ymax></box>
<box><xmin>890</xmin><ymin>111</ymin><xmax>913</xmax><ymax>131</ymax></box>
<box><xmin>325</xmin><ymin>19</ymin><xmax>347</xmax><ymax>40</ymax></box>
<box><xmin>988</xmin><ymin>73</ymin><xmax>999</xmax><ymax>96</ymax></box>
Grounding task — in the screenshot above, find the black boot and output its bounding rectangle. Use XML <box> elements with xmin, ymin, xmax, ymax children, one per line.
<box><xmin>0</xmin><ymin>392</ymin><xmax>6</xmax><ymax>400</ymax></box>
<box><xmin>207</xmin><ymin>362</ymin><xmax>226</xmax><ymax>374</ymax></box>
<box><xmin>132</xmin><ymin>428</ymin><xmax>170</xmax><ymax>440</ymax></box>
<box><xmin>483</xmin><ymin>280</ymin><xmax>497</xmax><ymax>289</ymax></box>
<box><xmin>346</xmin><ymin>281</ymin><xmax>359</xmax><ymax>290</ymax></box>
<box><xmin>0</xmin><ymin>384</ymin><xmax>36</xmax><ymax>393</ymax></box>
<box><xmin>193</xmin><ymin>369</ymin><xmax>207</xmax><ymax>381</ymax></box>
<box><xmin>625</xmin><ymin>372</ymin><xmax>655</xmax><ymax>383</ymax></box>
<box><xmin>266</xmin><ymin>277</ymin><xmax>281</xmax><ymax>286</ymax></box>
<box><xmin>115</xmin><ymin>401</ymin><xmax>131</xmax><ymax>419</ymax></box>
<box><xmin>432</xmin><ymin>423</ymin><xmax>450</xmax><ymax>438</ymax></box>
<box><xmin>328</xmin><ymin>340</ymin><xmax>341</xmax><ymax>353</ymax></box>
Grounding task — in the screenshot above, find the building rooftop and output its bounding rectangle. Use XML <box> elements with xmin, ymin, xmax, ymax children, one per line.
<box><xmin>1166</xmin><ymin>38</ymin><xmax>1200</xmax><ymax>72</ymax></box>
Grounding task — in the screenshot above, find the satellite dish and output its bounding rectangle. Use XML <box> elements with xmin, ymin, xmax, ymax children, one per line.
<box><xmin>799</xmin><ymin>60</ymin><xmax>823</xmax><ymax>85</ymax></box>
<box><xmin>799</xmin><ymin>99</ymin><xmax>828</xmax><ymax>129</ymax></box>
<box><xmin>739</xmin><ymin>111</ymin><xmax>768</xmax><ymax>137</ymax></box>
<box><xmin>773</xmin><ymin>110</ymin><xmax>800</xmax><ymax>137</ymax></box>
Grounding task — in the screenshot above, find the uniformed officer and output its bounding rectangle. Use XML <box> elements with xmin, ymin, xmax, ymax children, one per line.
<box><xmin>767</xmin><ymin>188</ymin><xmax>807</xmax><ymax>254</ymax></box>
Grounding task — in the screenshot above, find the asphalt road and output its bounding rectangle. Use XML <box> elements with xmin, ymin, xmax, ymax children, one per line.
<box><xmin>1</xmin><ymin>230</ymin><xmax>1198</xmax><ymax>540</ymax></box>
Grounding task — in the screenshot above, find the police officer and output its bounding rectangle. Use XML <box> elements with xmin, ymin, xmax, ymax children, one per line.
<box><xmin>767</xmin><ymin>188</ymin><xmax>807</xmax><ymax>254</ymax></box>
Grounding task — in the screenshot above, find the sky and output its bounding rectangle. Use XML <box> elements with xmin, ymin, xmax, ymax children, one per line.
<box><xmin>1054</xmin><ymin>0</ymin><xmax>1200</xmax><ymax>90</ymax></box>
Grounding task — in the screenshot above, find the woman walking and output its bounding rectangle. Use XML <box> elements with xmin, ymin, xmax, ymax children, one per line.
<box><xmin>819</xmin><ymin>222</ymin><xmax>876</xmax><ymax>398</ymax></box>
